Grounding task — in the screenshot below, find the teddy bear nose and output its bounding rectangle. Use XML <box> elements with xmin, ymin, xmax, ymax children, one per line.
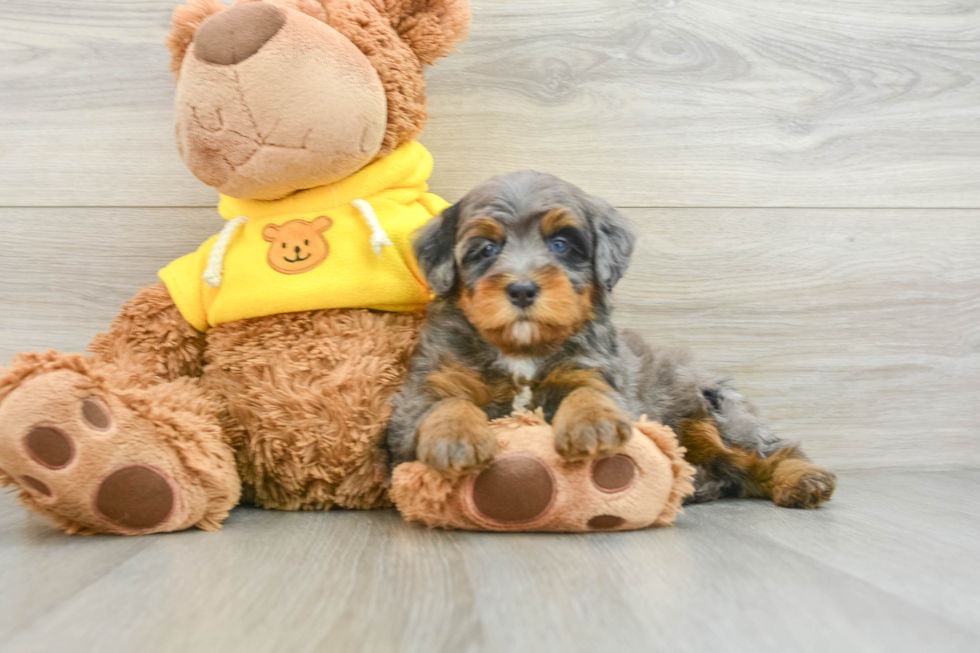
<box><xmin>193</xmin><ymin>1</ymin><xmax>286</xmax><ymax>66</ymax></box>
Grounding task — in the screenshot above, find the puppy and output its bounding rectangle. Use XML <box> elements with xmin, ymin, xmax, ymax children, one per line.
<box><xmin>388</xmin><ymin>171</ymin><xmax>836</xmax><ymax>508</ymax></box>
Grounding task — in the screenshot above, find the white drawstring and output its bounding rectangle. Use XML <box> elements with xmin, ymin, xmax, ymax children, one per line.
<box><xmin>202</xmin><ymin>216</ymin><xmax>249</xmax><ymax>288</ymax></box>
<box><xmin>351</xmin><ymin>199</ymin><xmax>393</xmax><ymax>257</ymax></box>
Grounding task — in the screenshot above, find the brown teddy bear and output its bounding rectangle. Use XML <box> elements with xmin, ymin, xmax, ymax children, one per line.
<box><xmin>0</xmin><ymin>0</ymin><xmax>470</xmax><ymax>535</ymax></box>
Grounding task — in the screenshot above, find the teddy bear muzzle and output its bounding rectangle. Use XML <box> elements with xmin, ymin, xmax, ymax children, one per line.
<box><xmin>174</xmin><ymin>2</ymin><xmax>389</xmax><ymax>201</ymax></box>
<box><xmin>193</xmin><ymin>1</ymin><xmax>287</xmax><ymax>66</ymax></box>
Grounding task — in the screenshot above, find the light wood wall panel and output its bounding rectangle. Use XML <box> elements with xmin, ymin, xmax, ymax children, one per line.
<box><xmin>1</xmin><ymin>0</ymin><xmax>979</xmax><ymax>207</ymax></box>
<box><xmin>2</xmin><ymin>208</ymin><xmax>977</xmax><ymax>470</ymax></box>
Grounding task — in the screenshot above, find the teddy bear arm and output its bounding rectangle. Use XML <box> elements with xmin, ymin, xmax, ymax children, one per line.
<box><xmin>89</xmin><ymin>282</ymin><xmax>207</xmax><ymax>385</ymax></box>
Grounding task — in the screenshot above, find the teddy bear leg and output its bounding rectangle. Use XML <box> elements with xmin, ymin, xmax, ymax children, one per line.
<box><xmin>203</xmin><ymin>309</ymin><xmax>422</xmax><ymax>512</ymax></box>
<box><xmin>0</xmin><ymin>284</ymin><xmax>240</xmax><ymax>534</ymax></box>
<box><xmin>89</xmin><ymin>282</ymin><xmax>208</xmax><ymax>385</ymax></box>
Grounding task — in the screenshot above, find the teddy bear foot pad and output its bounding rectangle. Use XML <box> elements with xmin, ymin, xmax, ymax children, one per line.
<box><xmin>391</xmin><ymin>412</ymin><xmax>697</xmax><ymax>532</ymax></box>
<box><xmin>0</xmin><ymin>355</ymin><xmax>238</xmax><ymax>535</ymax></box>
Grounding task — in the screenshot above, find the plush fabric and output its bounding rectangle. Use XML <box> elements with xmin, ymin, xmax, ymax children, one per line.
<box><xmin>390</xmin><ymin>412</ymin><xmax>696</xmax><ymax>532</ymax></box>
<box><xmin>170</xmin><ymin>0</ymin><xmax>470</xmax><ymax>200</ymax></box>
<box><xmin>160</xmin><ymin>142</ymin><xmax>445</xmax><ymax>330</ymax></box>
<box><xmin>166</xmin><ymin>0</ymin><xmax>226</xmax><ymax>77</ymax></box>
<box><xmin>203</xmin><ymin>308</ymin><xmax>424</xmax><ymax>511</ymax></box>
<box><xmin>0</xmin><ymin>0</ymin><xmax>470</xmax><ymax>535</ymax></box>
<box><xmin>174</xmin><ymin>3</ymin><xmax>390</xmax><ymax>200</ymax></box>
<box><xmin>0</xmin><ymin>351</ymin><xmax>239</xmax><ymax>535</ymax></box>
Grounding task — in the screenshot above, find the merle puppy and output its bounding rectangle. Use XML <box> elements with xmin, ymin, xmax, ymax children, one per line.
<box><xmin>388</xmin><ymin>171</ymin><xmax>835</xmax><ymax>508</ymax></box>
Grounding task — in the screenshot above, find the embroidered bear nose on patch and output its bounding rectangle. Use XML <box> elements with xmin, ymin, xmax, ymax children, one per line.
<box><xmin>194</xmin><ymin>1</ymin><xmax>286</xmax><ymax>66</ymax></box>
<box><xmin>472</xmin><ymin>455</ymin><xmax>555</xmax><ymax>524</ymax></box>
<box><xmin>591</xmin><ymin>454</ymin><xmax>636</xmax><ymax>493</ymax></box>
<box><xmin>25</xmin><ymin>426</ymin><xmax>74</xmax><ymax>469</ymax></box>
<box><xmin>95</xmin><ymin>466</ymin><xmax>175</xmax><ymax>531</ymax></box>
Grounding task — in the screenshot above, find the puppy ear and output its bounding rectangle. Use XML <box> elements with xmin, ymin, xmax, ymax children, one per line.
<box><xmin>414</xmin><ymin>203</ymin><xmax>461</xmax><ymax>295</ymax></box>
<box><xmin>584</xmin><ymin>194</ymin><xmax>637</xmax><ymax>291</ymax></box>
<box><xmin>166</xmin><ymin>0</ymin><xmax>227</xmax><ymax>80</ymax></box>
<box><xmin>378</xmin><ymin>0</ymin><xmax>472</xmax><ymax>66</ymax></box>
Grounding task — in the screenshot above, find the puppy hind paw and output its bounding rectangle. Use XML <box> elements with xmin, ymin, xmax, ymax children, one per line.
<box><xmin>773</xmin><ymin>467</ymin><xmax>837</xmax><ymax>509</ymax></box>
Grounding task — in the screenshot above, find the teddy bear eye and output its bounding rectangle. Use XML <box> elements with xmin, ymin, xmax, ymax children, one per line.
<box><xmin>282</xmin><ymin>243</ymin><xmax>286</xmax><ymax>248</ymax></box>
<box><xmin>305</xmin><ymin>240</ymin><xmax>309</xmax><ymax>246</ymax></box>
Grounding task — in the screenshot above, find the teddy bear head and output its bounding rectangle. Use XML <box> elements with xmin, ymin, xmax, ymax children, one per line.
<box><xmin>166</xmin><ymin>0</ymin><xmax>470</xmax><ymax>201</ymax></box>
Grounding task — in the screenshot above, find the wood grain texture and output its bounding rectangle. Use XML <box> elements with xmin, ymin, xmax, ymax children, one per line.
<box><xmin>2</xmin><ymin>0</ymin><xmax>979</xmax><ymax>207</ymax></box>
<box><xmin>615</xmin><ymin>208</ymin><xmax>980</xmax><ymax>470</ymax></box>
<box><xmin>2</xmin><ymin>207</ymin><xmax>977</xmax><ymax>471</ymax></box>
<box><xmin>1</xmin><ymin>470</ymin><xmax>978</xmax><ymax>652</ymax></box>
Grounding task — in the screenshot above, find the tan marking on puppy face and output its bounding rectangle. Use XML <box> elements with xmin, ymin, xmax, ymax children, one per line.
<box><xmin>540</xmin><ymin>207</ymin><xmax>581</xmax><ymax>236</ymax></box>
<box><xmin>458</xmin><ymin>218</ymin><xmax>505</xmax><ymax>247</ymax></box>
<box><xmin>454</xmin><ymin>217</ymin><xmax>505</xmax><ymax>265</ymax></box>
<box><xmin>262</xmin><ymin>216</ymin><xmax>333</xmax><ymax>274</ymax></box>
<box><xmin>458</xmin><ymin>267</ymin><xmax>594</xmax><ymax>357</ymax></box>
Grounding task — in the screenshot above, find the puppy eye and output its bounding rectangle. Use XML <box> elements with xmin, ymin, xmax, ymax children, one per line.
<box><xmin>304</xmin><ymin>239</ymin><xmax>309</xmax><ymax>246</ymax></box>
<box><xmin>479</xmin><ymin>243</ymin><xmax>500</xmax><ymax>258</ymax></box>
<box><xmin>282</xmin><ymin>243</ymin><xmax>286</xmax><ymax>249</ymax></box>
<box><xmin>548</xmin><ymin>237</ymin><xmax>569</xmax><ymax>254</ymax></box>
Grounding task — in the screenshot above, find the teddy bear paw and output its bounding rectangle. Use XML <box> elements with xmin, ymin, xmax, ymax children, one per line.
<box><xmin>0</xmin><ymin>366</ymin><xmax>236</xmax><ymax>534</ymax></box>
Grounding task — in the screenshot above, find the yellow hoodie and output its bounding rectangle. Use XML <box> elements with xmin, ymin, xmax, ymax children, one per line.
<box><xmin>159</xmin><ymin>142</ymin><xmax>446</xmax><ymax>331</ymax></box>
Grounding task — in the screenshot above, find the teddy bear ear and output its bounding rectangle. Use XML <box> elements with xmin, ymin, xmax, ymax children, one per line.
<box><xmin>311</xmin><ymin>216</ymin><xmax>334</xmax><ymax>232</ymax></box>
<box><xmin>165</xmin><ymin>0</ymin><xmax>228</xmax><ymax>80</ymax></box>
<box><xmin>262</xmin><ymin>223</ymin><xmax>281</xmax><ymax>242</ymax></box>
<box><xmin>377</xmin><ymin>0</ymin><xmax>472</xmax><ymax>66</ymax></box>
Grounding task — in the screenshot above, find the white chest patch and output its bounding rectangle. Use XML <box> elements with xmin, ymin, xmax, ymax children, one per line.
<box><xmin>497</xmin><ymin>356</ymin><xmax>540</xmax><ymax>413</ymax></box>
<box><xmin>512</xmin><ymin>385</ymin><xmax>534</xmax><ymax>413</ymax></box>
<box><xmin>498</xmin><ymin>356</ymin><xmax>540</xmax><ymax>382</ymax></box>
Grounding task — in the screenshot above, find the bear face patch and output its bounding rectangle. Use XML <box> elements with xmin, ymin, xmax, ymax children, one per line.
<box><xmin>263</xmin><ymin>217</ymin><xmax>333</xmax><ymax>275</ymax></box>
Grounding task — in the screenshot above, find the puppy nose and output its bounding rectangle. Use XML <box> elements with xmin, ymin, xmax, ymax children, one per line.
<box><xmin>194</xmin><ymin>1</ymin><xmax>286</xmax><ymax>66</ymax></box>
<box><xmin>506</xmin><ymin>281</ymin><xmax>540</xmax><ymax>308</ymax></box>
<box><xmin>295</xmin><ymin>245</ymin><xmax>301</xmax><ymax>254</ymax></box>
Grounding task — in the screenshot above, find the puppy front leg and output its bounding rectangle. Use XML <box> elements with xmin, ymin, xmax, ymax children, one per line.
<box><xmin>416</xmin><ymin>398</ymin><xmax>498</xmax><ymax>478</ymax></box>
<box><xmin>551</xmin><ymin>386</ymin><xmax>633</xmax><ymax>461</ymax></box>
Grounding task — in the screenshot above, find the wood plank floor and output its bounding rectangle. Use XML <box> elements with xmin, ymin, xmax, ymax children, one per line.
<box><xmin>0</xmin><ymin>469</ymin><xmax>977</xmax><ymax>653</ymax></box>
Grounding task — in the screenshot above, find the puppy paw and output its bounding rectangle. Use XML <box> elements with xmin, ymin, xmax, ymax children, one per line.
<box><xmin>553</xmin><ymin>388</ymin><xmax>632</xmax><ymax>461</ymax></box>
<box><xmin>417</xmin><ymin>399</ymin><xmax>497</xmax><ymax>478</ymax></box>
<box><xmin>773</xmin><ymin>465</ymin><xmax>836</xmax><ymax>509</ymax></box>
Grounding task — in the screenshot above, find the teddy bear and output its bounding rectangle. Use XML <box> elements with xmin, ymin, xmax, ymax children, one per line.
<box><xmin>0</xmin><ymin>0</ymin><xmax>471</xmax><ymax>535</ymax></box>
<box><xmin>390</xmin><ymin>411</ymin><xmax>697</xmax><ymax>532</ymax></box>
